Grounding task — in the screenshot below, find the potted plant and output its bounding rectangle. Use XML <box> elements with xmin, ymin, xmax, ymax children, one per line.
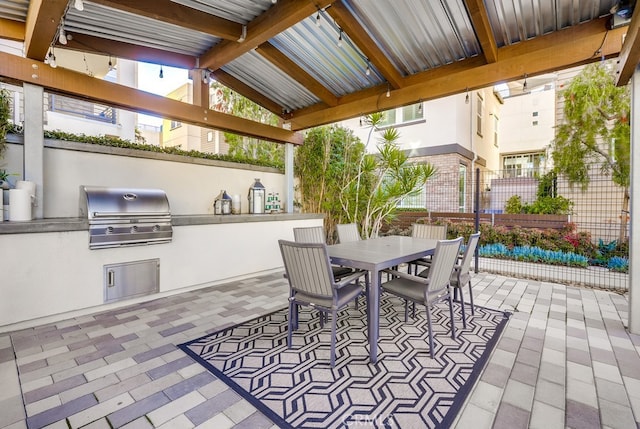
<box><xmin>0</xmin><ymin>169</ymin><xmax>13</xmax><ymax>190</ymax></box>
<box><xmin>0</xmin><ymin>87</ymin><xmax>11</xmax><ymax>158</ymax></box>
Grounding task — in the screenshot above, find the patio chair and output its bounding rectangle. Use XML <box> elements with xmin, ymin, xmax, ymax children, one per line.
<box><xmin>418</xmin><ymin>232</ymin><xmax>480</xmax><ymax>329</ymax></box>
<box><xmin>380</xmin><ymin>237</ymin><xmax>463</xmax><ymax>359</ymax></box>
<box><xmin>279</xmin><ymin>240</ymin><xmax>369</xmax><ymax>366</ymax></box>
<box><xmin>408</xmin><ymin>223</ymin><xmax>447</xmax><ymax>274</ymax></box>
<box><xmin>293</xmin><ymin>226</ymin><xmax>353</xmax><ymax>279</ymax></box>
<box><xmin>336</xmin><ymin>223</ymin><xmax>361</xmax><ymax>243</ymax></box>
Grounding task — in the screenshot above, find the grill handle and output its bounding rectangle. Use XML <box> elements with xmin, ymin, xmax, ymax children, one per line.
<box><xmin>92</xmin><ymin>211</ymin><xmax>171</xmax><ymax>218</ymax></box>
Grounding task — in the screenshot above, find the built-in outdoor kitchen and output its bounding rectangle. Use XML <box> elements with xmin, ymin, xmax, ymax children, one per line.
<box><xmin>0</xmin><ymin>136</ymin><xmax>322</xmax><ymax>331</ymax></box>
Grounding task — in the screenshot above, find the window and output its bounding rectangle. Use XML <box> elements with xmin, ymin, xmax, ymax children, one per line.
<box><xmin>493</xmin><ymin>114</ymin><xmax>499</xmax><ymax>147</ymax></box>
<box><xmin>502</xmin><ymin>153</ymin><xmax>545</xmax><ymax>178</ymax></box>
<box><xmin>170</xmin><ymin>120</ymin><xmax>182</xmax><ymax>130</ymax></box>
<box><xmin>532</xmin><ymin>111</ymin><xmax>539</xmax><ymax>117</ymax></box>
<box><xmin>532</xmin><ymin>120</ymin><xmax>539</xmax><ymax>126</ymax></box>
<box><xmin>378</xmin><ymin>102</ymin><xmax>423</xmax><ymax>127</ymax></box>
<box><xmin>207</xmin><ymin>131</ymin><xmax>213</xmax><ymax>142</ymax></box>
<box><xmin>476</xmin><ymin>94</ymin><xmax>484</xmax><ymax>137</ymax></box>
<box><xmin>459</xmin><ymin>164</ymin><xmax>467</xmax><ymax>212</ymax></box>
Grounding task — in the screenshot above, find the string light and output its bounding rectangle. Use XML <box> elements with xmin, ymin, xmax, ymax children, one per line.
<box><xmin>74</xmin><ymin>0</ymin><xmax>84</xmax><ymax>11</ymax></box>
<box><xmin>315</xmin><ymin>11</ymin><xmax>321</xmax><ymax>27</ymax></box>
<box><xmin>365</xmin><ymin>61</ymin><xmax>371</xmax><ymax>76</ymax></box>
<box><xmin>58</xmin><ymin>25</ymin><xmax>67</xmax><ymax>45</ymax></box>
<box><xmin>523</xmin><ymin>74</ymin><xmax>528</xmax><ymax>92</ymax></box>
<box><xmin>465</xmin><ymin>87</ymin><xmax>470</xmax><ymax>104</ymax></box>
<box><xmin>386</xmin><ymin>83</ymin><xmax>390</xmax><ymax>98</ymax></box>
<box><xmin>337</xmin><ymin>29</ymin><xmax>343</xmax><ymax>48</ymax></box>
<box><xmin>108</xmin><ymin>55</ymin><xmax>115</xmax><ymax>71</ymax></box>
<box><xmin>159</xmin><ymin>65</ymin><xmax>164</xmax><ymax>79</ymax></box>
<box><xmin>48</xmin><ymin>48</ymin><xmax>57</xmax><ymax>68</ymax></box>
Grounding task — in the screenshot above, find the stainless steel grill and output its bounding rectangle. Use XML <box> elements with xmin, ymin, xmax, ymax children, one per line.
<box><xmin>79</xmin><ymin>186</ymin><xmax>172</xmax><ymax>249</ymax></box>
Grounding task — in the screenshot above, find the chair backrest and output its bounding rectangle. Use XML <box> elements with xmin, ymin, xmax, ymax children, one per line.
<box><xmin>456</xmin><ymin>232</ymin><xmax>480</xmax><ymax>282</ymax></box>
<box><xmin>293</xmin><ymin>226</ymin><xmax>325</xmax><ymax>243</ymax></box>
<box><xmin>424</xmin><ymin>237</ymin><xmax>463</xmax><ymax>298</ymax></box>
<box><xmin>336</xmin><ymin>223</ymin><xmax>361</xmax><ymax>243</ymax></box>
<box><xmin>278</xmin><ymin>240</ymin><xmax>335</xmax><ymax>300</ymax></box>
<box><xmin>412</xmin><ymin>223</ymin><xmax>447</xmax><ymax>240</ymax></box>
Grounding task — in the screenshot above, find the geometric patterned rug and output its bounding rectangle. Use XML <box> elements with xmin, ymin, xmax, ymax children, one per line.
<box><xmin>178</xmin><ymin>295</ymin><xmax>510</xmax><ymax>429</ymax></box>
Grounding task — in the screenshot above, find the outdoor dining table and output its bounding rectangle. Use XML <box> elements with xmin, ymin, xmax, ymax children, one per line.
<box><xmin>328</xmin><ymin>235</ymin><xmax>438</xmax><ymax>363</ymax></box>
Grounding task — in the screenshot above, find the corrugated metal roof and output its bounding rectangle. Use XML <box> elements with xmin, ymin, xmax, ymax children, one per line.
<box><xmin>484</xmin><ymin>0</ymin><xmax>618</xmax><ymax>46</ymax></box>
<box><xmin>0</xmin><ymin>0</ymin><xmax>28</xmax><ymax>22</ymax></box>
<box><xmin>64</xmin><ymin>2</ymin><xmax>220</xmax><ymax>56</ymax></box>
<box><xmin>343</xmin><ymin>0</ymin><xmax>482</xmax><ymax>76</ymax></box>
<box><xmin>271</xmin><ymin>12</ymin><xmax>384</xmax><ymax>97</ymax></box>
<box><xmin>169</xmin><ymin>0</ymin><xmax>273</xmax><ymax>24</ymax></box>
<box><xmin>223</xmin><ymin>50</ymin><xmax>320</xmax><ymax>112</ymax></box>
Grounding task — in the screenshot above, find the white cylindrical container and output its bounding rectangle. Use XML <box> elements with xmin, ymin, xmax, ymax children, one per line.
<box><xmin>232</xmin><ymin>194</ymin><xmax>241</xmax><ymax>214</ymax></box>
<box><xmin>9</xmin><ymin>189</ymin><xmax>32</xmax><ymax>221</ymax></box>
<box><xmin>16</xmin><ymin>180</ymin><xmax>36</xmax><ymax>213</ymax></box>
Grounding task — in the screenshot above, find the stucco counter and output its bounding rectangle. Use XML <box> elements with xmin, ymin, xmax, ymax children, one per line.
<box><xmin>0</xmin><ymin>213</ymin><xmax>323</xmax><ymax>331</ymax></box>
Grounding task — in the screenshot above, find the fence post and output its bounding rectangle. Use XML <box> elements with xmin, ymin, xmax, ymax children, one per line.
<box><xmin>474</xmin><ymin>168</ymin><xmax>480</xmax><ymax>273</ymax></box>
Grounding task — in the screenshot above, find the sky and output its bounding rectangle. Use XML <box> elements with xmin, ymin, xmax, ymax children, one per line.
<box><xmin>136</xmin><ymin>62</ymin><xmax>189</xmax><ymax>126</ymax></box>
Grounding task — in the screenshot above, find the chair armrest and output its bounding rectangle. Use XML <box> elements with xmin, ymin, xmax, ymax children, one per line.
<box><xmin>382</xmin><ymin>269</ymin><xmax>429</xmax><ymax>284</ymax></box>
<box><xmin>335</xmin><ymin>269</ymin><xmax>368</xmax><ymax>288</ymax></box>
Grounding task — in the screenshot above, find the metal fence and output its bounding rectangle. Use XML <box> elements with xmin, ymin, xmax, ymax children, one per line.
<box><xmin>392</xmin><ymin>168</ymin><xmax>630</xmax><ymax>291</ymax></box>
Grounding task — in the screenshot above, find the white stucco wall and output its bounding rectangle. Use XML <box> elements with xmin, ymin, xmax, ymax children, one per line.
<box><xmin>499</xmin><ymin>89</ymin><xmax>556</xmax><ymax>155</ymax></box>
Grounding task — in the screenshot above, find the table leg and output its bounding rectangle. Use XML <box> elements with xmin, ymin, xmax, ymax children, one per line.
<box><xmin>368</xmin><ymin>269</ymin><xmax>380</xmax><ymax>363</ymax></box>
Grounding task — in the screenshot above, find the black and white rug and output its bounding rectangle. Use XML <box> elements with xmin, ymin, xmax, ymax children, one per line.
<box><xmin>178</xmin><ymin>295</ymin><xmax>510</xmax><ymax>429</ymax></box>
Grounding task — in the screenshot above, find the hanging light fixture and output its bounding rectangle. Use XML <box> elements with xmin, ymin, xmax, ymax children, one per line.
<box><xmin>315</xmin><ymin>11</ymin><xmax>321</xmax><ymax>27</ymax></box>
<box><xmin>418</xmin><ymin>100</ymin><xmax>422</xmax><ymax>113</ymax></box>
<box><xmin>337</xmin><ymin>29</ymin><xmax>343</xmax><ymax>48</ymax></box>
<box><xmin>202</xmin><ymin>69</ymin><xmax>210</xmax><ymax>84</ymax></box>
<box><xmin>48</xmin><ymin>49</ymin><xmax>57</xmax><ymax>68</ymax></box>
<box><xmin>74</xmin><ymin>0</ymin><xmax>84</xmax><ymax>11</ymax></box>
<box><xmin>365</xmin><ymin>61</ymin><xmax>371</xmax><ymax>76</ymax></box>
<box><xmin>386</xmin><ymin>83</ymin><xmax>390</xmax><ymax>98</ymax></box>
<box><xmin>159</xmin><ymin>65</ymin><xmax>164</xmax><ymax>79</ymax></box>
<box><xmin>108</xmin><ymin>55</ymin><xmax>115</xmax><ymax>71</ymax></box>
<box><xmin>58</xmin><ymin>22</ymin><xmax>68</xmax><ymax>45</ymax></box>
<box><xmin>465</xmin><ymin>87</ymin><xmax>470</xmax><ymax>104</ymax></box>
<box><xmin>523</xmin><ymin>74</ymin><xmax>528</xmax><ymax>92</ymax></box>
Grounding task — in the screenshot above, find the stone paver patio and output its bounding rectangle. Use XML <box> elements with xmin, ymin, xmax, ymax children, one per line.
<box><xmin>0</xmin><ymin>271</ymin><xmax>638</xmax><ymax>428</ymax></box>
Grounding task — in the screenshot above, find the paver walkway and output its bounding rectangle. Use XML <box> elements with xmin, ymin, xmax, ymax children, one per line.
<box><xmin>0</xmin><ymin>271</ymin><xmax>638</xmax><ymax>428</ymax></box>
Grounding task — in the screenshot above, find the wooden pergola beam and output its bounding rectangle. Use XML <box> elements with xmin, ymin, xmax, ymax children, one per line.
<box><xmin>615</xmin><ymin>8</ymin><xmax>640</xmax><ymax>86</ymax></box>
<box><xmin>464</xmin><ymin>0</ymin><xmax>498</xmax><ymax>63</ymax></box>
<box><xmin>0</xmin><ymin>18</ymin><xmax>25</xmax><ymax>41</ymax></box>
<box><xmin>89</xmin><ymin>0</ymin><xmax>243</xmax><ymax>42</ymax></box>
<box><xmin>24</xmin><ymin>0</ymin><xmax>68</xmax><ymax>60</ymax></box>
<box><xmin>256</xmin><ymin>42</ymin><xmax>338</xmax><ymax>107</ymax></box>
<box><xmin>328</xmin><ymin>2</ymin><xmax>405</xmax><ymax>89</ymax></box>
<box><xmin>0</xmin><ymin>52</ymin><xmax>303</xmax><ymax>145</ymax></box>
<box><xmin>288</xmin><ymin>17</ymin><xmax>626</xmax><ymax>130</ymax></box>
<box><xmin>200</xmin><ymin>0</ymin><xmax>335</xmax><ymax>70</ymax></box>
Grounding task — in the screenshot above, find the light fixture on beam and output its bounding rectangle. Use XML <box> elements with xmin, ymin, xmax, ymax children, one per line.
<box><xmin>237</xmin><ymin>25</ymin><xmax>247</xmax><ymax>42</ymax></box>
<box><xmin>386</xmin><ymin>83</ymin><xmax>390</xmax><ymax>98</ymax></box>
<box><xmin>337</xmin><ymin>29</ymin><xmax>343</xmax><ymax>48</ymax></box>
<box><xmin>58</xmin><ymin>23</ymin><xmax>67</xmax><ymax>45</ymax></box>
<box><xmin>315</xmin><ymin>11</ymin><xmax>321</xmax><ymax>27</ymax></box>
<box><xmin>159</xmin><ymin>65</ymin><xmax>164</xmax><ymax>79</ymax></box>
<box><xmin>74</xmin><ymin>0</ymin><xmax>84</xmax><ymax>11</ymax></box>
<box><xmin>202</xmin><ymin>69</ymin><xmax>211</xmax><ymax>84</ymax></box>
<box><xmin>523</xmin><ymin>74</ymin><xmax>528</xmax><ymax>92</ymax></box>
<box><xmin>465</xmin><ymin>87</ymin><xmax>470</xmax><ymax>104</ymax></box>
<box><xmin>365</xmin><ymin>61</ymin><xmax>371</xmax><ymax>76</ymax></box>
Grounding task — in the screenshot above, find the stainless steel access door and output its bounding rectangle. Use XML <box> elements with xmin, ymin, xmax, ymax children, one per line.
<box><xmin>104</xmin><ymin>259</ymin><xmax>160</xmax><ymax>303</ymax></box>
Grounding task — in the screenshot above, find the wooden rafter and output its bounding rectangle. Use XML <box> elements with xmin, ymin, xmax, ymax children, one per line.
<box><xmin>327</xmin><ymin>2</ymin><xmax>405</xmax><ymax>89</ymax></box>
<box><xmin>464</xmin><ymin>0</ymin><xmax>498</xmax><ymax>63</ymax></box>
<box><xmin>256</xmin><ymin>42</ymin><xmax>338</xmax><ymax>107</ymax></box>
<box><xmin>199</xmin><ymin>0</ymin><xmax>335</xmax><ymax>70</ymax></box>
<box><xmin>24</xmin><ymin>0</ymin><xmax>68</xmax><ymax>60</ymax></box>
<box><xmin>209</xmin><ymin>69</ymin><xmax>285</xmax><ymax>116</ymax></box>
<box><xmin>64</xmin><ymin>33</ymin><xmax>197</xmax><ymax>69</ymax></box>
<box><xmin>288</xmin><ymin>18</ymin><xmax>626</xmax><ymax>130</ymax></box>
<box><xmin>0</xmin><ymin>18</ymin><xmax>24</xmax><ymax>41</ymax></box>
<box><xmin>0</xmin><ymin>52</ymin><xmax>303</xmax><ymax>145</ymax></box>
<box><xmin>615</xmin><ymin>7</ymin><xmax>640</xmax><ymax>86</ymax></box>
<box><xmin>90</xmin><ymin>0</ymin><xmax>243</xmax><ymax>42</ymax></box>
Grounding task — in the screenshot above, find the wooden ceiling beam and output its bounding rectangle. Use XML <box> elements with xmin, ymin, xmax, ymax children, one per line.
<box><xmin>615</xmin><ymin>8</ymin><xmax>640</xmax><ymax>86</ymax></box>
<box><xmin>256</xmin><ymin>42</ymin><xmax>338</xmax><ymax>107</ymax></box>
<box><xmin>200</xmin><ymin>0</ymin><xmax>335</xmax><ymax>70</ymax></box>
<box><xmin>64</xmin><ymin>33</ymin><xmax>198</xmax><ymax>69</ymax></box>
<box><xmin>327</xmin><ymin>2</ymin><xmax>405</xmax><ymax>89</ymax></box>
<box><xmin>0</xmin><ymin>52</ymin><xmax>302</xmax><ymax>145</ymax></box>
<box><xmin>464</xmin><ymin>0</ymin><xmax>498</xmax><ymax>63</ymax></box>
<box><xmin>24</xmin><ymin>0</ymin><xmax>68</xmax><ymax>60</ymax></box>
<box><xmin>89</xmin><ymin>0</ymin><xmax>243</xmax><ymax>41</ymax></box>
<box><xmin>288</xmin><ymin>17</ymin><xmax>625</xmax><ymax>130</ymax></box>
<box><xmin>0</xmin><ymin>18</ymin><xmax>25</xmax><ymax>41</ymax></box>
<box><xmin>209</xmin><ymin>69</ymin><xmax>285</xmax><ymax>115</ymax></box>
